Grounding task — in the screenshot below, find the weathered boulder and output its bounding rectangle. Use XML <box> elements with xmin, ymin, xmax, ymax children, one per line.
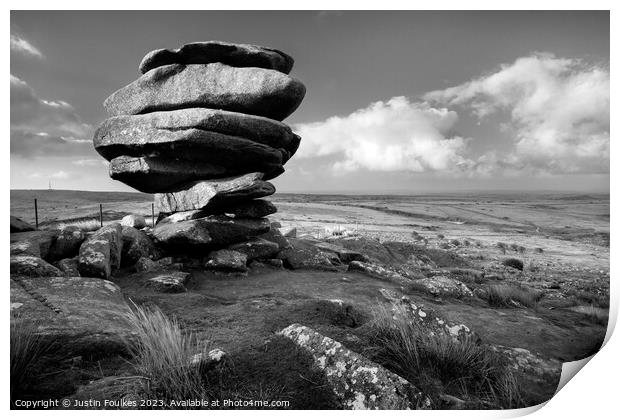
<box><xmin>408</xmin><ymin>275</ymin><xmax>473</xmax><ymax>298</ymax></box>
<box><xmin>204</xmin><ymin>249</ymin><xmax>247</xmax><ymax>273</ymax></box>
<box><xmin>277</xmin><ymin>238</ymin><xmax>341</xmax><ymax>271</ymax></box>
<box><xmin>120</xmin><ymin>214</ymin><xmax>147</xmax><ymax>229</ymax></box>
<box><xmin>10</xmin><ymin>215</ymin><xmax>35</xmax><ymax>233</ymax></box>
<box><xmin>10</xmin><ymin>230</ymin><xmax>58</xmax><ymax>261</ymax></box>
<box><xmin>48</xmin><ymin>225</ymin><xmax>86</xmax><ymax>261</ymax></box>
<box><xmin>259</xmin><ymin>224</ymin><xmax>291</xmax><ymax>250</ymax></box>
<box><xmin>279</xmin><ymin>324</ymin><xmax>431</xmax><ymax>409</ymax></box>
<box><xmin>94</xmin><ymin>108</ymin><xmax>300</xmax><ymax>160</ymax></box>
<box><xmin>103</xmin><ymin>63</ymin><xmax>306</xmax><ymax>121</ymax></box>
<box><xmin>155</xmin><ymin>173</ymin><xmax>275</xmax><ymax>213</ymax></box>
<box><xmin>10</xmin><ymin>277</ymin><xmax>134</xmax><ymax>357</ymax></box>
<box><xmin>78</xmin><ymin>223</ymin><xmax>122</xmax><ymax>279</ymax></box>
<box><xmin>153</xmin><ymin>215</ymin><xmax>270</xmax><ymax>248</ymax></box>
<box><xmin>140</xmin><ymin>271</ymin><xmax>191</xmax><ymax>293</ymax></box>
<box><xmin>10</xmin><ymin>255</ymin><xmax>63</xmax><ymax>277</ymax></box>
<box><xmin>224</xmin><ymin>199</ymin><xmax>277</xmax><ymax>218</ymax></box>
<box><xmin>134</xmin><ymin>257</ymin><xmax>162</xmax><ymax>273</ymax></box>
<box><xmin>54</xmin><ymin>257</ymin><xmax>81</xmax><ymax>277</ymax></box>
<box><xmin>139</xmin><ymin>40</ymin><xmax>294</xmax><ymax>74</ymax></box>
<box><xmin>228</xmin><ymin>237</ymin><xmax>279</xmax><ymax>260</ymax></box>
<box><xmin>10</xmin><ymin>240</ymin><xmax>41</xmax><ymax>257</ymax></box>
<box><xmin>121</xmin><ymin>226</ymin><xmax>160</xmax><ymax>266</ymax></box>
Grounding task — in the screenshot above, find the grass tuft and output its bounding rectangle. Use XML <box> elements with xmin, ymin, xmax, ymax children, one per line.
<box><xmin>502</xmin><ymin>258</ymin><xmax>524</xmax><ymax>271</ymax></box>
<box><xmin>486</xmin><ymin>284</ymin><xmax>543</xmax><ymax>308</ymax></box>
<box><xmin>366</xmin><ymin>307</ymin><xmax>521</xmax><ymax>408</ymax></box>
<box><xmin>122</xmin><ymin>303</ymin><xmax>209</xmax><ymax>402</ymax></box>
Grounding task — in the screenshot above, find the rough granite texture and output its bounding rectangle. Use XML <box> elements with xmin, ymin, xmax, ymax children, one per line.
<box><xmin>103</xmin><ymin>63</ymin><xmax>306</xmax><ymax>121</ymax></box>
<box><xmin>279</xmin><ymin>324</ymin><xmax>431</xmax><ymax>410</ymax></box>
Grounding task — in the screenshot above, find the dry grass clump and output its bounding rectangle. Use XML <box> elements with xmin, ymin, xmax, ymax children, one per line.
<box><xmin>365</xmin><ymin>307</ymin><xmax>521</xmax><ymax>409</ymax></box>
<box><xmin>10</xmin><ymin>319</ymin><xmax>53</xmax><ymax>402</ymax></box>
<box><xmin>486</xmin><ymin>284</ymin><xmax>543</xmax><ymax>308</ymax></box>
<box><xmin>54</xmin><ymin>218</ymin><xmax>101</xmax><ymax>232</ymax></box>
<box><xmin>122</xmin><ymin>304</ymin><xmax>209</xmax><ymax>402</ymax></box>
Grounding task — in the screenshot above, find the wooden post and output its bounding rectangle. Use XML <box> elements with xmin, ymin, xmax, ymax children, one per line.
<box><xmin>34</xmin><ymin>198</ymin><xmax>38</xmax><ymax>229</ymax></box>
<box><xmin>100</xmin><ymin>204</ymin><xmax>103</xmax><ymax>227</ymax></box>
<box><xmin>152</xmin><ymin>203</ymin><xmax>155</xmax><ymax>227</ymax></box>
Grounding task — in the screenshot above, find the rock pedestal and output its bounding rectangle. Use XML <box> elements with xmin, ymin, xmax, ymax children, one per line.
<box><xmin>93</xmin><ymin>41</ymin><xmax>305</xmax><ymax>260</ymax></box>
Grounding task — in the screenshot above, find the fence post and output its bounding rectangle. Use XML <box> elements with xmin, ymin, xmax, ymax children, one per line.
<box><xmin>34</xmin><ymin>198</ymin><xmax>38</xmax><ymax>229</ymax></box>
<box><xmin>152</xmin><ymin>203</ymin><xmax>155</xmax><ymax>228</ymax></box>
<box><xmin>100</xmin><ymin>204</ymin><xmax>103</xmax><ymax>227</ymax></box>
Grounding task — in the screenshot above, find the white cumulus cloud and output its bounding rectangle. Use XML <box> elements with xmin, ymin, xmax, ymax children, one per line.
<box><xmin>425</xmin><ymin>53</ymin><xmax>609</xmax><ymax>174</ymax></box>
<box><xmin>294</xmin><ymin>96</ymin><xmax>471</xmax><ymax>173</ymax></box>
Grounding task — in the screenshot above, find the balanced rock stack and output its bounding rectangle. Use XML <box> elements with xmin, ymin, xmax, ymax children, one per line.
<box><xmin>93</xmin><ymin>41</ymin><xmax>305</xmax><ymax>256</ymax></box>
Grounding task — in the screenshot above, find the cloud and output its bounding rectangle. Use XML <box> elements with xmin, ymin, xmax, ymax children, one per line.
<box><xmin>294</xmin><ymin>96</ymin><xmax>472</xmax><ymax>173</ymax></box>
<box><xmin>10</xmin><ymin>33</ymin><xmax>44</xmax><ymax>59</ymax></box>
<box><xmin>72</xmin><ymin>158</ymin><xmax>106</xmax><ymax>167</ymax></box>
<box><xmin>11</xmin><ymin>75</ymin><xmax>95</xmax><ymax>158</ymax></box>
<box><xmin>425</xmin><ymin>53</ymin><xmax>609</xmax><ymax>174</ymax></box>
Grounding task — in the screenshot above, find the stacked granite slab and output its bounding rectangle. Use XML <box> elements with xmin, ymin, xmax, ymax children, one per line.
<box><xmin>93</xmin><ymin>41</ymin><xmax>305</xmax><ymax>251</ymax></box>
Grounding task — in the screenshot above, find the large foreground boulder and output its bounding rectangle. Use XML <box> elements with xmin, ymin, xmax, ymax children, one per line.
<box><xmin>78</xmin><ymin>224</ymin><xmax>123</xmax><ymax>279</ymax></box>
<box><xmin>155</xmin><ymin>172</ymin><xmax>275</xmax><ymax>213</ymax></box>
<box><xmin>279</xmin><ymin>324</ymin><xmax>431</xmax><ymax>410</ymax></box>
<box><xmin>10</xmin><ymin>255</ymin><xmax>63</xmax><ymax>277</ymax></box>
<box><xmin>10</xmin><ymin>216</ymin><xmax>35</xmax><ymax>233</ymax></box>
<box><xmin>103</xmin><ymin>63</ymin><xmax>306</xmax><ymax>121</ymax></box>
<box><xmin>10</xmin><ymin>277</ymin><xmax>134</xmax><ymax>357</ymax></box>
<box><xmin>153</xmin><ymin>215</ymin><xmax>271</xmax><ymax>249</ymax></box>
<box><xmin>139</xmin><ymin>40</ymin><xmax>295</xmax><ymax>74</ymax></box>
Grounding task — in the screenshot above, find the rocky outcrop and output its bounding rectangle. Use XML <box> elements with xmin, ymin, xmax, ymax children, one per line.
<box><xmin>139</xmin><ymin>41</ymin><xmax>294</xmax><ymax>74</ymax></box>
<box><xmin>78</xmin><ymin>224</ymin><xmax>122</xmax><ymax>279</ymax></box>
<box><xmin>93</xmin><ymin>41</ymin><xmax>305</xmax><ymax>255</ymax></box>
<box><xmin>104</xmin><ymin>63</ymin><xmax>305</xmax><ymax>121</ymax></box>
<box><xmin>10</xmin><ymin>215</ymin><xmax>35</xmax><ymax>233</ymax></box>
<box><xmin>10</xmin><ymin>277</ymin><xmax>134</xmax><ymax>356</ymax></box>
<box><xmin>48</xmin><ymin>225</ymin><xmax>86</xmax><ymax>261</ymax></box>
<box><xmin>279</xmin><ymin>324</ymin><xmax>431</xmax><ymax>410</ymax></box>
<box><xmin>10</xmin><ymin>255</ymin><xmax>63</xmax><ymax>277</ymax></box>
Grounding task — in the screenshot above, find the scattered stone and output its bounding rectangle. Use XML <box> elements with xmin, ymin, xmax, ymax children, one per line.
<box><xmin>55</xmin><ymin>257</ymin><xmax>81</xmax><ymax>277</ymax></box>
<box><xmin>141</xmin><ymin>271</ymin><xmax>191</xmax><ymax>293</ymax></box>
<box><xmin>204</xmin><ymin>249</ymin><xmax>247</xmax><ymax>272</ymax></box>
<box><xmin>408</xmin><ymin>276</ymin><xmax>474</xmax><ymax>298</ymax></box>
<box><xmin>277</xmin><ymin>238</ymin><xmax>341</xmax><ymax>271</ymax></box>
<box><xmin>121</xmin><ymin>226</ymin><xmax>160</xmax><ymax>266</ymax></box>
<box><xmin>78</xmin><ymin>223</ymin><xmax>122</xmax><ymax>279</ymax></box>
<box><xmin>228</xmin><ymin>237</ymin><xmax>279</xmax><ymax>260</ymax></box>
<box><xmin>279</xmin><ymin>324</ymin><xmax>431</xmax><ymax>409</ymax></box>
<box><xmin>153</xmin><ymin>215</ymin><xmax>270</xmax><ymax>248</ymax></box>
<box><xmin>48</xmin><ymin>225</ymin><xmax>86</xmax><ymax>261</ymax></box>
<box><xmin>10</xmin><ymin>277</ymin><xmax>133</xmax><ymax>356</ymax></box>
<box><xmin>120</xmin><ymin>214</ymin><xmax>147</xmax><ymax>229</ymax></box>
<box><xmin>134</xmin><ymin>257</ymin><xmax>162</xmax><ymax>273</ymax></box>
<box><xmin>10</xmin><ymin>255</ymin><xmax>64</xmax><ymax>277</ymax></box>
<box><xmin>155</xmin><ymin>173</ymin><xmax>275</xmax><ymax>213</ymax></box>
<box><xmin>103</xmin><ymin>63</ymin><xmax>306</xmax><ymax>121</ymax></box>
<box><xmin>11</xmin><ymin>215</ymin><xmax>35</xmax><ymax>233</ymax></box>
<box><xmin>189</xmin><ymin>348</ymin><xmax>229</xmax><ymax>371</ymax></box>
<box><xmin>139</xmin><ymin>40</ymin><xmax>294</xmax><ymax>74</ymax></box>
<box><xmin>10</xmin><ymin>230</ymin><xmax>58</xmax><ymax>261</ymax></box>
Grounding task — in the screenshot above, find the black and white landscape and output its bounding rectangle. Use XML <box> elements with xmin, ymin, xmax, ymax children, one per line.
<box><xmin>10</xmin><ymin>10</ymin><xmax>609</xmax><ymax>410</ymax></box>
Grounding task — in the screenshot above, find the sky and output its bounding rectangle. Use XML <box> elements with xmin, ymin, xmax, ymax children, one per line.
<box><xmin>10</xmin><ymin>10</ymin><xmax>610</xmax><ymax>193</ymax></box>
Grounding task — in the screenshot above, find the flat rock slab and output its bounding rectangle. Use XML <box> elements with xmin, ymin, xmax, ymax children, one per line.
<box><xmin>139</xmin><ymin>40</ymin><xmax>294</xmax><ymax>75</ymax></box>
<box><xmin>224</xmin><ymin>199</ymin><xmax>277</xmax><ymax>218</ymax></box>
<box><xmin>103</xmin><ymin>63</ymin><xmax>306</xmax><ymax>121</ymax></box>
<box><xmin>94</xmin><ymin>108</ymin><xmax>300</xmax><ymax>161</ymax></box>
<box><xmin>408</xmin><ymin>275</ymin><xmax>473</xmax><ymax>298</ymax></box>
<box><xmin>277</xmin><ymin>238</ymin><xmax>341</xmax><ymax>271</ymax></box>
<box><xmin>10</xmin><ymin>277</ymin><xmax>134</xmax><ymax>357</ymax></box>
<box><xmin>279</xmin><ymin>324</ymin><xmax>431</xmax><ymax>409</ymax></box>
<box><xmin>153</xmin><ymin>215</ymin><xmax>271</xmax><ymax>248</ymax></box>
<box><xmin>140</xmin><ymin>271</ymin><xmax>191</xmax><ymax>293</ymax></box>
<box><xmin>228</xmin><ymin>237</ymin><xmax>280</xmax><ymax>260</ymax></box>
<box><xmin>348</xmin><ymin>261</ymin><xmax>411</xmax><ymax>285</ymax></box>
<box><xmin>11</xmin><ymin>215</ymin><xmax>35</xmax><ymax>233</ymax></box>
<box><xmin>11</xmin><ymin>255</ymin><xmax>63</xmax><ymax>277</ymax></box>
<box><xmin>10</xmin><ymin>230</ymin><xmax>59</xmax><ymax>261</ymax></box>
<box><xmin>155</xmin><ymin>173</ymin><xmax>275</xmax><ymax>213</ymax></box>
